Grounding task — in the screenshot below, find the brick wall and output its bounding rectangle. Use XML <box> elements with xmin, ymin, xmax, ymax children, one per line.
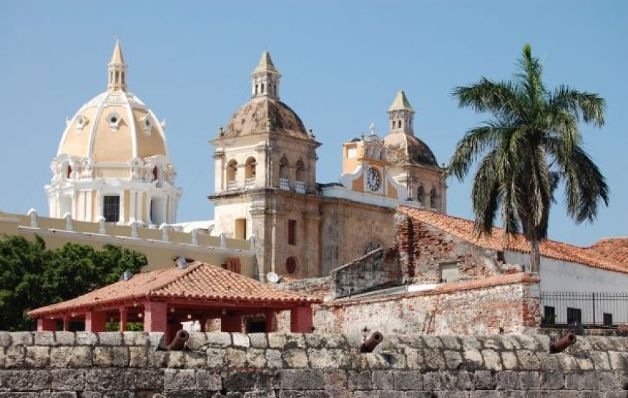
<box><xmin>0</xmin><ymin>331</ymin><xmax>626</xmax><ymax>396</ymax></box>
<box><xmin>395</xmin><ymin>214</ymin><xmax>517</xmax><ymax>284</ymax></box>
<box><xmin>313</xmin><ymin>276</ymin><xmax>541</xmax><ymax>337</ymax></box>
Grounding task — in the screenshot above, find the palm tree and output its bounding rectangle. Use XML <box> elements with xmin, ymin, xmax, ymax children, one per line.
<box><xmin>447</xmin><ymin>44</ymin><xmax>608</xmax><ymax>273</ymax></box>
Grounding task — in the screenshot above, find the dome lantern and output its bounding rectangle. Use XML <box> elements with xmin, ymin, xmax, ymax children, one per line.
<box><xmin>107</xmin><ymin>40</ymin><xmax>127</xmax><ymax>92</ymax></box>
<box><xmin>251</xmin><ymin>51</ymin><xmax>281</xmax><ymax>100</ymax></box>
<box><xmin>388</xmin><ymin>90</ymin><xmax>415</xmax><ymax>136</ymax></box>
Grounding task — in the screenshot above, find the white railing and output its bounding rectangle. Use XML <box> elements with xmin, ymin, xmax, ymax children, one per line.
<box><xmin>279</xmin><ymin>178</ymin><xmax>290</xmax><ymax>191</ymax></box>
<box><xmin>295</xmin><ymin>181</ymin><xmax>305</xmax><ymax>194</ymax></box>
<box><xmin>227</xmin><ymin>180</ymin><xmax>239</xmax><ymax>190</ymax></box>
<box><xmin>245</xmin><ymin>177</ymin><xmax>256</xmax><ymax>188</ymax></box>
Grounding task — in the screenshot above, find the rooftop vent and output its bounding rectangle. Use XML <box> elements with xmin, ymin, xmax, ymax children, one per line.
<box><xmin>176</xmin><ymin>256</ymin><xmax>189</xmax><ymax>269</ymax></box>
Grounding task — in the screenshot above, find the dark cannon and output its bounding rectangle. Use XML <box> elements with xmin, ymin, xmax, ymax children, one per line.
<box><xmin>550</xmin><ymin>333</ymin><xmax>576</xmax><ymax>353</ymax></box>
<box><xmin>167</xmin><ymin>329</ymin><xmax>190</xmax><ymax>351</ymax></box>
<box><xmin>360</xmin><ymin>331</ymin><xmax>384</xmax><ymax>353</ymax></box>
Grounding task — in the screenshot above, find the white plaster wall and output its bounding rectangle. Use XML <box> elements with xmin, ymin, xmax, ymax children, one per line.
<box><xmin>504</xmin><ymin>250</ymin><xmax>628</xmax><ymax>293</ymax></box>
<box><xmin>213</xmin><ymin>200</ymin><xmax>253</xmax><ymax>239</ymax></box>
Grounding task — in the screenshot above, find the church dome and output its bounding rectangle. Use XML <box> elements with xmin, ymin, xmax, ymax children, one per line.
<box><xmin>222</xmin><ymin>97</ymin><xmax>309</xmax><ymax>139</ymax></box>
<box><xmin>383</xmin><ymin>132</ymin><xmax>438</xmax><ymax>167</ymax></box>
<box><xmin>220</xmin><ymin>51</ymin><xmax>311</xmax><ymax>140</ymax></box>
<box><xmin>57</xmin><ymin>41</ymin><xmax>169</xmax><ymax>163</ymax></box>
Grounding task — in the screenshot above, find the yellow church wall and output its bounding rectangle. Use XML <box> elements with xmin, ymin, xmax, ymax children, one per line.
<box><xmin>135</xmin><ymin>109</ymin><xmax>167</xmax><ymax>158</ymax></box>
<box><xmin>387</xmin><ymin>180</ymin><xmax>398</xmax><ymax>199</ymax></box>
<box><xmin>59</xmin><ymin>107</ymin><xmax>98</xmax><ymax>158</ymax></box>
<box><xmin>352</xmin><ymin>174</ymin><xmax>364</xmax><ymax>192</ymax></box>
<box><xmin>123</xmin><ymin>190</ymin><xmax>130</xmax><ymax>223</ymax></box>
<box><xmin>91</xmin><ymin>106</ymin><xmax>133</xmax><ymax>162</ymax></box>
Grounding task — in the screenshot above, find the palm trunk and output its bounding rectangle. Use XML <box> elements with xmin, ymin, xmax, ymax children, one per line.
<box><xmin>529</xmin><ymin>239</ymin><xmax>541</xmax><ymax>274</ymax></box>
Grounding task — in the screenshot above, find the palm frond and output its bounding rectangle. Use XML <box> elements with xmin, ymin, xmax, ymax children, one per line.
<box><xmin>549</xmin><ymin>85</ymin><xmax>606</xmax><ymax>127</ymax></box>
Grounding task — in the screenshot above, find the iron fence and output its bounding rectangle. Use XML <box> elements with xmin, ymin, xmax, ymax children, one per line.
<box><xmin>540</xmin><ymin>292</ymin><xmax>628</xmax><ymax>327</ymax></box>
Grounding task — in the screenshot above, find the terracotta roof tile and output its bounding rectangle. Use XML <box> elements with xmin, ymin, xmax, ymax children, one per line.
<box><xmin>398</xmin><ymin>206</ymin><xmax>628</xmax><ymax>275</ymax></box>
<box><xmin>29</xmin><ymin>262</ymin><xmax>320</xmax><ymax>317</ymax></box>
<box><xmin>588</xmin><ymin>237</ymin><xmax>628</xmax><ymax>267</ymax></box>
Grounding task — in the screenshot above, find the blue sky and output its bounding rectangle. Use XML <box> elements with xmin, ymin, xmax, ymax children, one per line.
<box><xmin>0</xmin><ymin>1</ymin><xmax>626</xmax><ymax>246</ymax></box>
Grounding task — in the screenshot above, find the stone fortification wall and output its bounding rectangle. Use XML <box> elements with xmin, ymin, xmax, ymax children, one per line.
<box><xmin>0</xmin><ymin>331</ymin><xmax>626</xmax><ymax>396</ymax></box>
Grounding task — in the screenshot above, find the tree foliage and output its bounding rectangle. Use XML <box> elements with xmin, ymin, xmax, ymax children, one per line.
<box><xmin>0</xmin><ymin>235</ymin><xmax>147</xmax><ymax>331</ymax></box>
<box><xmin>447</xmin><ymin>44</ymin><xmax>608</xmax><ymax>272</ymax></box>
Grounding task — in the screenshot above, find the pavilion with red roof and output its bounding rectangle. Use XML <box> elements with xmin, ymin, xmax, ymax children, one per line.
<box><xmin>28</xmin><ymin>261</ymin><xmax>320</xmax><ymax>341</ymax></box>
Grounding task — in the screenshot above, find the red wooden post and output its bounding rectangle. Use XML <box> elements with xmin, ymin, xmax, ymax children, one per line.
<box><xmin>37</xmin><ymin>318</ymin><xmax>56</xmax><ymax>331</ymax></box>
<box><xmin>265</xmin><ymin>311</ymin><xmax>275</xmax><ymax>332</ymax></box>
<box><xmin>220</xmin><ymin>314</ymin><xmax>242</xmax><ymax>332</ymax></box>
<box><xmin>144</xmin><ymin>301</ymin><xmax>167</xmax><ymax>332</ymax></box>
<box><xmin>290</xmin><ymin>305</ymin><xmax>313</xmax><ymax>333</ymax></box>
<box><xmin>85</xmin><ymin>311</ymin><xmax>106</xmax><ymax>333</ymax></box>
<box><xmin>62</xmin><ymin>316</ymin><xmax>70</xmax><ymax>332</ymax></box>
<box><xmin>119</xmin><ymin>307</ymin><xmax>128</xmax><ymax>332</ymax></box>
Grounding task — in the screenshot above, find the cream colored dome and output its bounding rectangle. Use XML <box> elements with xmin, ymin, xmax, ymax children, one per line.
<box><xmin>58</xmin><ymin>90</ymin><xmax>168</xmax><ymax>162</ymax></box>
<box><xmin>383</xmin><ymin>131</ymin><xmax>438</xmax><ymax>167</ymax></box>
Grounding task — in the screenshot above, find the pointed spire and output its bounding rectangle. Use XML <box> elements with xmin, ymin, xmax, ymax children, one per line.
<box><xmin>253</xmin><ymin>51</ymin><xmax>279</xmax><ymax>74</ymax></box>
<box><xmin>110</xmin><ymin>39</ymin><xmax>125</xmax><ymax>65</ymax></box>
<box><xmin>251</xmin><ymin>51</ymin><xmax>281</xmax><ymax>100</ymax></box>
<box><xmin>107</xmin><ymin>40</ymin><xmax>127</xmax><ymax>92</ymax></box>
<box><xmin>388</xmin><ymin>90</ymin><xmax>414</xmax><ymax>112</ymax></box>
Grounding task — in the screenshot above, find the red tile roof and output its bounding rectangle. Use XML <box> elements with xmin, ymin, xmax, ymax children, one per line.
<box><xmin>398</xmin><ymin>206</ymin><xmax>628</xmax><ymax>275</ymax></box>
<box><xmin>29</xmin><ymin>262</ymin><xmax>320</xmax><ymax>317</ymax></box>
<box><xmin>588</xmin><ymin>237</ymin><xmax>628</xmax><ymax>267</ymax></box>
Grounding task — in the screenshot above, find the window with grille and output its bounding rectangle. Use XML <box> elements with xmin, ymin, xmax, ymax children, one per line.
<box><xmin>543</xmin><ymin>306</ymin><xmax>556</xmax><ymax>325</ymax></box>
<box><xmin>103</xmin><ymin>196</ymin><xmax>120</xmax><ymax>222</ymax></box>
<box><xmin>603</xmin><ymin>313</ymin><xmax>613</xmax><ymax>326</ymax></box>
<box><xmin>288</xmin><ymin>219</ymin><xmax>297</xmax><ymax>245</ymax></box>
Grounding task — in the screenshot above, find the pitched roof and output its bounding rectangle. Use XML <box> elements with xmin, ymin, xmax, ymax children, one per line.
<box><xmin>29</xmin><ymin>262</ymin><xmax>320</xmax><ymax>317</ymax></box>
<box><xmin>588</xmin><ymin>237</ymin><xmax>628</xmax><ymax>267</ymax></box>
<box><xmin>109</xmin><ymin>39</ymin><xmax>125</xmax><ymax>65</ymax></box>
<box><xmin>398</xmin><ymin>206</ymin><xmax>628</xmax><ymax>275</ymax></box>
<box><xmin>388</xmin><ymin>90</ymin><xmax>414</xmax><ymax>112</ymax></box>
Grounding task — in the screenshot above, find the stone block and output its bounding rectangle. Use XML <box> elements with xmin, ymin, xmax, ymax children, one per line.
<box><xmin>565</xmin><ymin>371</ymin><xmax>598</xmax><ymax>390</ymax></box>
<box><xmin>392</xmin><ymin>370</ymin><xmax>422</xmax><ymax>390</ymax></box>
<box><xmin>372</xmin><ymin>370</ymin><xmax>394</xmax><ymax>390</ymax></box>
<box><xmin>232</xmin><ymin>333</ymin><xmax>251</xmax><ymax>348</ymax></box>
<box><xmin>515</xmin><ymin>335</ymin><xmax>540</xmax><ymax>351</ymax></box>
<box><xmin>482</xmin><ymin>335</ymin><xmax>503</xmax><ymax>350</ymax></box>
<box><xmin>206</xmin><ymin>347</ymin><xmax>226</xmax><ymax>368</ymax></box>
<box><xmin>25</xmin><ymin>346</ymin><xmax>49</xmax><ymax>367</ymax></box>
<box><xmin>148</xmin><ymin>332</ymin><xmax>166</xmax><ymax>349</ymax></box>
<box><xmin>184</xmin><ymin>351</ymin><xmax>206</xmax><ymax>368</ymax></box>
<box><xmin>462</xmin><ymin>349</ymin><xmax>484</xmax><ymax>369</ymax></box>
<box><xmin>540</xmin><ymin>370</ymin><xmax>564</xmax><ymax>389</ymax></box>
<box><xmin>129</xmin><ymin>346</ymin><xmax>147</xmax><ymax>367</ymax></box>
<box><xmin>517</xmin><ymin>371</ymin><xmax>541</xmax><ymax>390</ymax></box>
<box><xmin>422</xmin><ymin>349</ymin><xmax>445</xmax><ymax>370</ymax></box>
<box><xmin>609</xmin><ymin>351</ymin><xmax>628</xmax><ymax>371</ymax></box>
<box><xmin>405</xmin><ymin>348</ymin><xmax>425</xmax><ymax>370</ymax></box>
<box><xmin>123</xmin><ymin>332</ymin><xmax>149</xmax><ymax>347</ymax></box>
<box><xmin>495</xmin><ymin>370</ymin><xmax>519</xmax><ymax>390</ymax></box>
<box><xmin>226</xmin><ymin>347</ymin><xmax>247</xmax><ymax>367</ymax></box>
<box><xmin>34</xmin><ymin>332</ymin><xmax>56</xmax><ymax>346</ymax></box>
<box><xmin>348</xmin><ymin>370</ymin><xmax>372</xmax><ymax>390</ymax></box>
<box><xmin>250</xmin><ymin>333</ymin><xmax>268</xmax><ymax>348</ymax></box>
<box><xmin>439</xmin><ymin>336</ymin><xmax>462</xmax><ymax>351</ymax></box>
<box><xmin>0</xmin><ymin>332</ymin><xmax>11</xmax><ymax>348</ymax></box>
<box><xmin>285</xmin><ymin>334</ymin><xmax>307</xmax><ymax>349</ymax></box>
<box><xmin>246</xmin><ymin>348</ymin><xmax>267</xmax><ymax>368</ymax></box>
<box><xmin>481</xmin><ymin>349</ymin><xmax>502</xmax><ymax>371</ymax></box>
<box><xmin>98</xmin><ymin>332</ymin><xmax>123</xmax><ymax>346</ymax></box>
<box><xmin>461</xmin><ymin>336</ymin><xmax>482</xmax><ymax>351</ymax></box>
<box><xmin>501</xmin><ymin>351</ymin><xmax>519</xmax><ymax>370</ymax></box>
<box><xmin>164</xmin><ymin>369</ymin><xmax>196</xmax><ymax>391</ymax></box>
<box><xmin>195</xmin><ymin>369</ymin><xmax>221</xmax><ymax>390</ymax></box>
<box><xmin>55</xmin><ymin>332</ymin><xmax>76</xmax><ymax>346</ymax></box>
<box><xmin>75</xmin><ymin>332</ymin><xmax>98</xmax><ymax>346</ymax></box>
<box><xmin>474</xmin><ymin>370</ymin><xmax>496</xmax><ymax>390</ymax></box>
<box><xmin>305</xmin><ymin>334</ymin><xmax>323</xmax><ymax>348</ymax></box>
<box><xmin>590</xmin><ymin>351</ymin><xmax>611</xmax><ymax>370</ymax></box>
<box><xmin>266</xmin><ymin>349</ymin><xmax>283</xmax><ymax>369</ymax></box>
<box><xmin>323</xmin><ymin>369</ymin><xmax>347</xmax><ymax>391</ymax></box>
<box><xmin>1</xmin><ymin>369</ymin><xmax>52</xmax><ymax>391</ymax></box>
<box><xmin>322</xmin><ymin>334</ymin><xmax>347</xmax><ymax>349</ymax></box>
<box><xmin>4</xmin><ymin>345</ymin><xmax>25</xmax><ymax>368</ymax></box>
<box><xmin>167</xmin><ymin>351</ymin><xmax>186</xmax><ymax>368</ymax></box>
<box><xmin>421</xmin><ymin>336</ymin><xmax>443</xmax><ymax>349</ymax></box>
<box><xmin>51</xmin><ymin>369</ymin><xmax>86</xmax><ymax>390</ymax></box>
<box><xmin>11</xmin><ymin>332</ymin><xmax>33</xmax><ymax>346</ymax></box>
<box><xmin>516</xmin><ymin>350</ymin><xmax>540</xmax><ymax>370</ymax></box>
<box><xmin>146</xmin><ymin>347</ymin><xmax>168</xmax><ymax>368</ymax></box>
<box><xmin>443</xmin><ymin>350</ymin><xmax>463</xmax><ymax>370</ymax></box>
<box><xmin>309</xmin><ymin>348</ymin><xmax>347</xmax><ymax>369</ymax></box>
<box><xmin>93</xmin><ymin>346</ymin><xmax>129</xmax><ymax>367</ymax></box>
<box><xmin>283</xmin><ymin>349</ymin><xmax>309</xmax><ymax>368</ymax></box>
<box><xmin>280</xmin><ymin>369</ymin><xmax>325</xmax><ymax>390</ymax></box>
<box><xmin>421</xmin><ymin>372</ymin><xmax>443</xmax><ymax>391</ymax></box>
<box><xmin>596</xmin><ymin>371</ymin><xmax>621</xmax><ymax>391</ymax></box>
<box><xmin>268</xmin><ymin>333</ymin><xmax>287</xmax><ymax>349</ymax></box>
<box><xmin>50</xmin><ymin>346</ymin><xmax>73</xmax><ymax>367</ymax></box>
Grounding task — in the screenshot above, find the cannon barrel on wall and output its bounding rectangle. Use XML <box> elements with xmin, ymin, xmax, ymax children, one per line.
<box><xmin>550</xmin><ymin>333</ymin><xmax>576</xmax><ymax>353</ymax></box>
<box><xmin>360</xmin><ymin>331</ymin><xmax>384</xmax><ymax>353</ymax></box>
<box><xmin>167</xmin><ymin>329</ymin><xmax>190</xmax><ymax>351</ymax></box>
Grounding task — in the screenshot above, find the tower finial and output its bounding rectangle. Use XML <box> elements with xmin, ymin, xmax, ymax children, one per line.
<box><xmin>251</xmin><ymin>51</ymin><xmax>281</xmax><ymax>99</ymax></box>
<box><xmin>108</xmin><ymin>39</ymin><xmax>127</xmax><ymax>91</ymax></box>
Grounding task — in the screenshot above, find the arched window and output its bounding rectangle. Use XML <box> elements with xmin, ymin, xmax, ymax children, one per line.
<box><xmin>245</xmin><ymin>157</ymin><xmax>256</xmax><ymax>178</ymax></box>
<box><xmin>255</xmin><ymin>84</ymin><xmax>259</xmax><ymax>95</ymax></box>
<box><xmin>285</xmin><ymin>256</ymin><xmax>297</xmax><ymax>274</ymax></box>
<box><xmin>399</xmin><ymin>120</ymin><xmax>403</xmax><ymax>129</ymax></box>
<box><xmin>227</xmin><ymin>160</ymin><xmax>238</xmax><ymax>182</ymax></box>
<box><xmin>66</xmin><ymin>165</ymin><xmax>72</xmax><ymax>179</ymax></box>
<box><xmin>261</xmin><ymin>83</ymin><xmax>265</xmax><ymax>94</ymax></box>
<box><xmin>430</xmin><ymin>188</ymin><xmax>438</xmax><ymax>209</ymax></box>
<box><xmin>417</xmin><ymin>186</ymin><xmax>425</xmax><ymax>205</ymax></box>
<box><xmin>279</xmin><ymin>157</ymin><xmax>289</xmax><ymax>179</ymax></box>
<box><xmin>152</xmin><ymin>166</ymin><xmax>159</xmax><ymax>182</ymax></box>
<box><xmin>295</xmin><ymin>160</ymin><xmax>305</xmax><ymax>182</ymax></box>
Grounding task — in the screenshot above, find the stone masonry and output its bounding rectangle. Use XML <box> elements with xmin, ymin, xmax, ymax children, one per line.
<box><xmin>0</xmin><ymin>331</ymin><xmax>626</xmax><ymax>396</ymax></box>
